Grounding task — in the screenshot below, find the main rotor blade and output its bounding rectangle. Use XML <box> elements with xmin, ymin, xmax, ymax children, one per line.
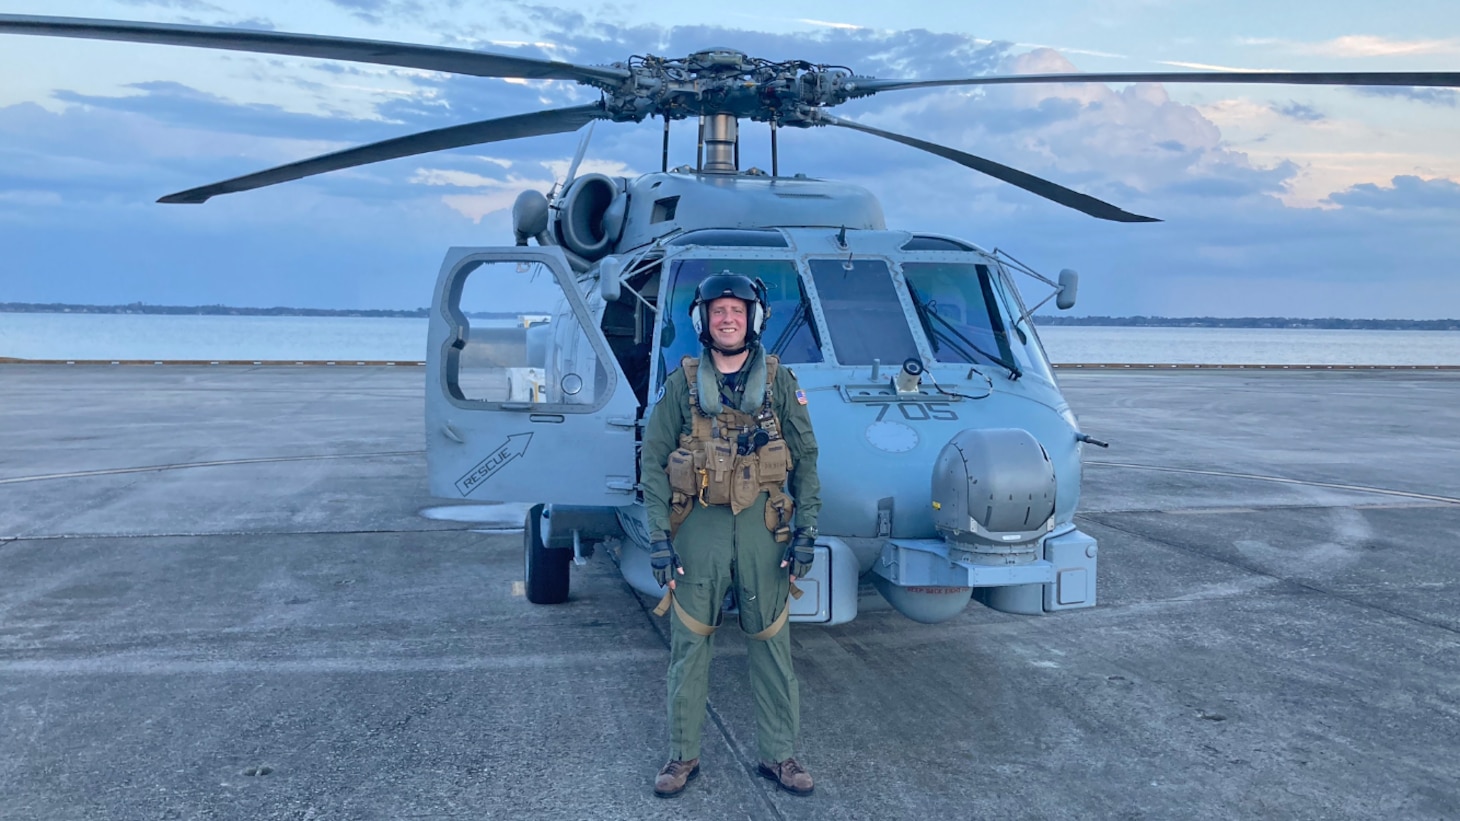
<box><xmin>160</xmin><ymin>104</ymin><xmax>605</xmax><ymax>204</ymax></box>
<box><xmin>853</xmin><ymin>70</ymin><xmax>1460</xmax><ymax>96</ymax></box>
<box><xmin>818</xmin><ymin>114</ymin><xmax>1159</xmax><ymax>223</ymax></box>
<box><xmin>0</xmin><ymin>14</ymin><xmax>628</xmax><ymax>84</ymax></box>
<box><xmin>562</xmin><ymin>121</ymin><xmax>596</xmax><ymax>192</ymax></box>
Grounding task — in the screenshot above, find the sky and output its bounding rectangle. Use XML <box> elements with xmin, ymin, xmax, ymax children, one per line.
<box><xmin>1</xmin><ymin>0</ymin><xmax>1458</xmax><ymax>318</ymax></box>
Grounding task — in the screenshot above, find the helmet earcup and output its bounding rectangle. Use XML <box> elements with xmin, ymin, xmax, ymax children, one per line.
<box><xmin>748</xmin><ymin>302</ymin><xmax>766</xmax><ymax>341</ymax></box>
<box><xmin>690</xmin><ymin>298</ymin><xmax>707</xmax><ymax>341</ymax></box>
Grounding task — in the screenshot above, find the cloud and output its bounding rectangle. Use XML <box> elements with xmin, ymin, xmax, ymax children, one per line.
<box><xmin>797</xmin><ymin>19</ymin><xmax>868</xmax><ymax>32</ymax></box>
<box><xmin>1294</xmin><ymin>35</ymin><xmax>1460</xmax><ymax>59</ymax></box>
<box><xmin>539</xmin><ymin>157</ymin><xmax>640</xmax><ymax>180</ymax></box>
<box><xmin>1240</xmin><ymin>34</ymin><xmax>1460</xmax><ymax>58</ymax></box>
<box><xmin>114</xmin><ymin>0</ymin><xmax>229</xmax><ymax>10</ymax></box>
<box><xmin>1352</xmin><ymin>86</ymin><xmax>1458</xmax><ymax>107</ymax></box>
<box><xmin>4</xmin><ymin>16</ymin><xmax>1456</xmax><ymax>317</ymax></box>
<box><xmin>1278</xmin><ymin>102</ymin><xmax>1324</xmax><ymax>122</ymax></box>
<box><xmin>1326</xmin><ymin>175</ymin><xmax>1460</xmax><ymax>210</ymax></box>
<box><xmin>326</xmin><ymin>0</ymin><xmax>427</xmax><ymax>26</ymax></box>
<box><xmin>1155</xmin><ymin>60</ymin><xmax>1289</xmax><ymax>72</ymax></box>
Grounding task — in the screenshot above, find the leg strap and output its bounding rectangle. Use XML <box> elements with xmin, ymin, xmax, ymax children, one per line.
<box><xmin>653</xmin><ymin>591</ymin><xmax>717</xmax><ymax>637</ymax></box>
<box><xmin>653</xmin><ymin>582</ymin><xmax>804</xmax><ymax>640</ymax></box>
<box><xmin>744</xmin><ymin>599</ymin><xmax>790</xmax><ymax>641</ymax></box>
<box><xmin>743</xmin><ymin>583</ymin><xmax>802</xmax><ymax>641</ymax></box>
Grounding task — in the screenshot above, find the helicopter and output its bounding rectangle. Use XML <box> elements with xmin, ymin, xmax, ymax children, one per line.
<box><xmin>3</xmin><ymin>14</ymin><xmax>1458</xmax><ymax>625</ymax></box>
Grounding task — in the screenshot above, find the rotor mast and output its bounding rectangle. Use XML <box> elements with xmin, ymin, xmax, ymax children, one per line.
<box><xmin>701</xmin><ymin>114</ymin><xmax>739</xmax><ymax>174</ymax></box>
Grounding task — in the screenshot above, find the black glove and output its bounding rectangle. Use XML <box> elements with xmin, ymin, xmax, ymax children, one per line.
<box><xmin>650</xmin><ymin>538</ymin><xmax>680</xmax><ymax>588</ymax></box>
<box><xmin>784</xmin><ymin>529</ymin><xmax>815</xmax><ymax>578</ymax></box>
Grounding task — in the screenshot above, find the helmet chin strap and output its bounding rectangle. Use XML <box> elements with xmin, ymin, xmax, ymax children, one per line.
<box><xmin>708</xmin><ymin>336</ymin><xmax>758</xmax><ymax>357</ymax></box>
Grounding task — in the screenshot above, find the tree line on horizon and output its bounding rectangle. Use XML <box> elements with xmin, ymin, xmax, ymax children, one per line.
<box><xmin>1</xmin><ymin>302</ymin><xmax>1456</xmax><ymax>330</ymax></box>
<box><xmin>1031</xmin><ymin>315</ymin><xmax>1460</xmax><ymax>330</ymax></box>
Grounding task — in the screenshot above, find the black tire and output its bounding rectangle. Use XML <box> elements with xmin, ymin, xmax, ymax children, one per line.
<box><xmin>523</xmin><ymin>503</ymin><xmax>571</xmax><ymax>604</ymax></box>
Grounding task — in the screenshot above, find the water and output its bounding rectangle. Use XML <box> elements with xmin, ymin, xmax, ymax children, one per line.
<box><xmin>1037</xmin><ymin>326</ymin><xmax>1460</xmax><ymax>366</ymax></box>
<box><xmin>2</xmin><ymin>313</ymin><xmax>1459</xmax><ymax>365</ymax></box>
<box><xmin>0</xmin><ymin>314</ymin><xmax>429</xmax><ymax>362</ymax></box>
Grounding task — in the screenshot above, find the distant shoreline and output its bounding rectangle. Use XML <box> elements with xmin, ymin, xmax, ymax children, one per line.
<box><xmin>1031</xmin><ymin>315</ymin><xmax>1460</xmax><ymax>331</ymax></box>
<box><xmin>1</xmin><ymin>302</ymin><xmax>429</xmax><ymax>318</ymax></box>
<box><xmin>2</xmin><ymin>302</ymin><xmax>1457</xmax><ymax>330</ymax></box>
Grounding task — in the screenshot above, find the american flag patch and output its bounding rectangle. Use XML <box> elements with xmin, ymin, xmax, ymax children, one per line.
<box><xmin>795</xmin><ymin>389</ymin><xmax>808</xmax><ymax>405</ymax></box>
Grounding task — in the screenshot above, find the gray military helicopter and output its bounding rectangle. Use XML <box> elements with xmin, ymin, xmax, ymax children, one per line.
<box><xmin>4</xmin><ymin>14</ymin><xmax>1457</xmax><ymax>624</ymax></box>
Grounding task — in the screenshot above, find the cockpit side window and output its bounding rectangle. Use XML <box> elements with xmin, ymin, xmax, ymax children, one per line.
<box><xmin>658</xmin><ymin>258</ymin><xmax>823</xmax><ymax>386</ymax></box>
<box><xmin>901</xmin><ymin>262</ymin><xmax>1004</xmax><ymax>367</ymax></box>
<box><xmin>902</xmin><ymin>261</ymin><xmax>1054</xmax><ymax>380</ymax></box>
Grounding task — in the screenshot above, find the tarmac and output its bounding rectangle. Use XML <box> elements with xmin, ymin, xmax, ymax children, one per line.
<box><xmin>1</xmin><ymin>364</ymin><xmax>1457</xmax><ymax>820</ymax></box>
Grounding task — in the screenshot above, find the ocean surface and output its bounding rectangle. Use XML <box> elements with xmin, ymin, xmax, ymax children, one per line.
<box><xmin>2</xmin><ymin>313</ymin><xmax>1459</xmax><ymax>366</ymax></box>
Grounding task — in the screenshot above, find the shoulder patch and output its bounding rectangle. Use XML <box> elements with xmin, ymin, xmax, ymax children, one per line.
<box><xmin>654</xmin><ymin>384</ymin><xmax>666</xmax><ymax>405</ymax></box>
<box><xmin>795</xmin><ymin>388</ymin><xmax>808</xmax><ymax>405</ymax></box>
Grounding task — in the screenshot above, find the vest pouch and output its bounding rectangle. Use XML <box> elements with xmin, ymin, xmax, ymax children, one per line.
<box><xmin>703</xmin><ymin>442</ymin><xmax>734</xmax><ymax>506</ymax></box>
<box><xmin>666</xmin><ymin>448</ymin><xmax>698</xmax><ymax>496</ymax></box>
<box><xmin>668</xmin><ymin>490</ymin><xmax>694</xmax><ymax>538</ymax></box>
<box><xmin>757</xmin><ymin>439</ymin><xmax>790</xmax><ymax>484</ymax></box>
<box><xmin>730</xmin><ymin>462</ymin><xmax>761</xmax><ymax>513</ymax></box>
<box><xmin>764</xmin><ymin>488</ymin><xmax>794</xmax><ymax>543</ymax></box>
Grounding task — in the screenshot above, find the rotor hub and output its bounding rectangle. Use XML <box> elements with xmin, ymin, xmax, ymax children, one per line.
<box><xmin>595</xmin><ymin>52</ymin><xmax>865</xmax><ymax>126</ymax></box>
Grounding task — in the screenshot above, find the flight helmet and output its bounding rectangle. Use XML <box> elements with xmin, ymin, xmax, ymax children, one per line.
<box><xmin>690</xmin><ymin>272</ymin><xmax>769</xmax><ymax>351</ymax></box>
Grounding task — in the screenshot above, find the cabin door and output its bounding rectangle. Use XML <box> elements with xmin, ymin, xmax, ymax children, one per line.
<box><xmin>425</xmin><ymin>247</ymin><xmax>638</xmax><ymax>506</ymax></box>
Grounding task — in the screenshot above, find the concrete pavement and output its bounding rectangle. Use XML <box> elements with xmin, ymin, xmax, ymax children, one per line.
<box><xmin>1</xmin><ymin>365</ymin><xmax>1457</xmax><ymax>820</ymax></box>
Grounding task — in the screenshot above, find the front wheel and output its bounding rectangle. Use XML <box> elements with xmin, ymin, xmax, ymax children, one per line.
<box><xmin>523</xmin><ymin>503</ymin><xmax>571</xmax><ymax>604</ymax></box>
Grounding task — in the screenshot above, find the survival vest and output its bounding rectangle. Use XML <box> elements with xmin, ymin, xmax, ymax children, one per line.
<box><xmin>664</xmin><ymin>354</ymin><xmax>795</xmax><ymax>542</ymax></box>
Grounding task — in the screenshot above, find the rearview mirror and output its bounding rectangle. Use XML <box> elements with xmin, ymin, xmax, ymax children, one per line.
<box><xmin>1056</xmin><ymin>269</ymin><xmax>1078</xmax><ymax>310</ymax></box>
<box><xmin>599</xmin><ymin>256</ymin><xmax>622</xmax><ymax>302</ymax></box>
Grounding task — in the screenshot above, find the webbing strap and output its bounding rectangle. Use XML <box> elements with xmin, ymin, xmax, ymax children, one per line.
<box><xmin>744</xmin><ymin>599</ymin><xmax>790</xmax><ymax>641</ymax></box>
<box><xmin>652</xmin><ymin>590</ymin><xmax>717</xmax><ymax>637</ymax></box>
<box><xmin>653</xmin><ymin>585</ymin><xmax>803</xmax><ymax>641</ymax></box>
<box><xmin>682</xmin><ymin>356</ymin><xmax>713</xmax><ymax>442</ymax></box>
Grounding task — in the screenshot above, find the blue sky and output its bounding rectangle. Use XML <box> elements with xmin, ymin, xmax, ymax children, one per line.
<box><xmin>1</xmin><ymin>0</ymin><xmax>1457</xmax><ymax>317</ymax></box>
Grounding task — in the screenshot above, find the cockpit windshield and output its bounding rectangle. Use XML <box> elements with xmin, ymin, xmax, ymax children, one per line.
<box><xmin>806</xmin><ymin>258</ymin><xmax>920</xmax><ymax>366</ymax></box>
<box><xmin>655</xmin><ymin>254</ymin><xmax>1054</xmax><ymax>383</ymax></box>
<box><xmin>659</xmin><ymin>257</ymin><xmax>823</xmax><ymax>383</ymax></box>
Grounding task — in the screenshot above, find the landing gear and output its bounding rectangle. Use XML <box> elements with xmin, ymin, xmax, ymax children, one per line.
<box><xmin>523</xmin><ymin>503</ymin><xmax>571</xmax><ymax>604</ymax></box>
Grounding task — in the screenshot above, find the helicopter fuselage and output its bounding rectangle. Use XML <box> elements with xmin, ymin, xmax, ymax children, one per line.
<box><xmin>426</xmin><ymin>170</ymin><xmax>1098</xmax><ymax>625</ymax></box>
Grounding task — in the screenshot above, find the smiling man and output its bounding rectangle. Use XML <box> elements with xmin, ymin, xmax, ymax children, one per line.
<box><xmin>638</xmin><ymin>272</ymin><xmax>822</xmax><ymax>798</ymax></box>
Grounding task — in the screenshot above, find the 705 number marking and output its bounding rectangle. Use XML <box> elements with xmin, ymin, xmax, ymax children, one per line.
<box><xmin>868</xmin><ymin>402</ymin><xmax>959</xmax><ymax>422</ymax></box>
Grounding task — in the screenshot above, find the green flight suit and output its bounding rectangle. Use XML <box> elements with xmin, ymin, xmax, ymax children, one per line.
<box><xmin>640</xmin><ymin>349</ymin><xmax>821</xmax><ymax>763</ymax></box>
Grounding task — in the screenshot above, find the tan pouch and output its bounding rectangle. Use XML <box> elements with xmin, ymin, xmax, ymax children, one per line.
<box><xmin>703</xmin><ymin>442</ymin><xmax>734</xmax><ymax>506</ymax></box>
<box><xmin>669</xmin><ymin>490</ymin><xmax>694</xmax><ymax>538</ymax></box>
<box><xmin>757</xmin><ymin>439</ymin><xmax>790</xmax><ymax>484</ymax></box>
<box><xmin>730</xmin><ymin>463</ymin><xmax>760</xmax><ymax>513</ymax></box>
<box><xmin>666</xmin><ymin>447</ymin><xmax>698</xmax><ymax>496</ymax></box>
<box><xmin>763</xmin><ymin>488</ymin><xmax>794</xmax><ymax>543</ymax></box>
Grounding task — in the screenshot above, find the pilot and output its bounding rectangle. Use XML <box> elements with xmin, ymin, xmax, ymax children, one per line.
<box><xmin>639</xmin><ymin>272</ymin><xmax>821</xmax><ymax>798</ymax></box>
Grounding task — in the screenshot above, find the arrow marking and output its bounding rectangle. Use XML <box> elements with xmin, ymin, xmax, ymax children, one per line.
<box><xmin>455</xmin><ymin>432</ymin><xmax>533</xmax><ymax>497</ymax></box>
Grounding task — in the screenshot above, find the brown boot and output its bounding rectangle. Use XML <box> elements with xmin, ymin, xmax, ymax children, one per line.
<box><xmin>653</xmin><ymin>758</ymin><xmax>700</xmax><ymax>798</ymax></box>
<box><xmin>757</xmin><ymin>757</ymin><xmax>813</xmax><ymax>796</ymax></box>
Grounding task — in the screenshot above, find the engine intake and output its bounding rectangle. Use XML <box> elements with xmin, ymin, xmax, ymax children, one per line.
<box><xmin>556</xmin><ymin>173</ymin><xmax>626</xmax><ymax>260</ymax></box>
